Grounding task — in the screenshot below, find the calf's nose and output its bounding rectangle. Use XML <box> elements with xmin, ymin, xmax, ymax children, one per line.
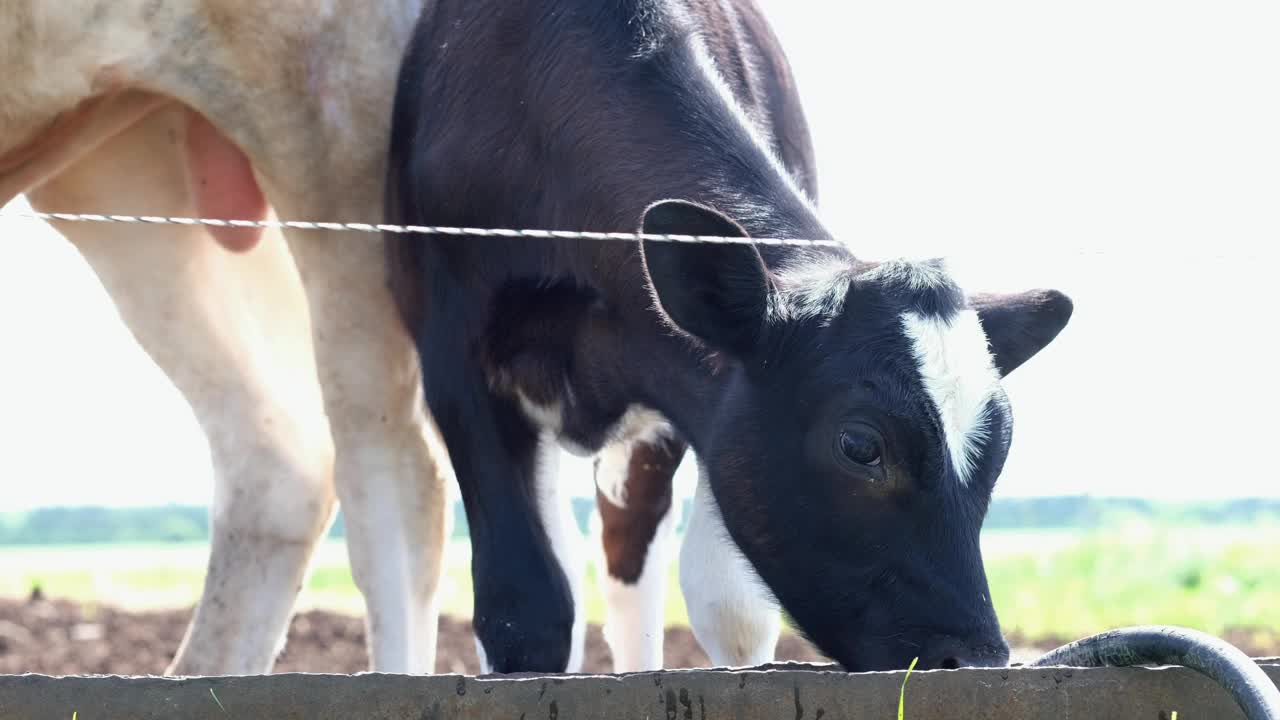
<box><xmin>917</xmin><ymin>633</ymin><xmax>1010</xmax><ymax>670</ymax></box>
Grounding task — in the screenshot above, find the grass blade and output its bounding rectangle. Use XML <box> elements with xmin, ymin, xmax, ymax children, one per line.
<box><xmin>210</xmin><ymin>687</ymin><xmax>227</xmax><ymax>714</ymax></box>
<box><xmin>898</xmin><ymin>656</ymin><xmax>919</xmax><ymax>720</ymax></box>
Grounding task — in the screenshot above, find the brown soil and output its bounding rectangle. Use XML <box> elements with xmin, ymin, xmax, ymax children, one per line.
<box><xmin>2</xmin><ymin>595</ymin><xmax>1273</xmax><ymax>676</ymax></box>
<box><xmin>0</xmin><ymin>595</ymin><xmax>825</xmax><ymax>676</ymax></box>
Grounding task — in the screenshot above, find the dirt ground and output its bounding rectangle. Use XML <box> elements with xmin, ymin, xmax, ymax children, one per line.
<box><xmin>1</xmin><ymin>594</ymin><xmax>1274</xmax><ymax>676</ymax></box>
<box><xmin>0</xmin><ymin>594</ymin><xmax>825</xmax><ymax>676</ymax></box>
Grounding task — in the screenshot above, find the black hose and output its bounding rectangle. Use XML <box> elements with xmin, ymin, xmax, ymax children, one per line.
<box><xmin>1028</xmin><ymin>625</ymin><xmax>1280</xmax><ymax>720</ymax></box>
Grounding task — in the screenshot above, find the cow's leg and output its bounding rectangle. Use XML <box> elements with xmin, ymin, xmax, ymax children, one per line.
<box><xmin>176</xmin><ymin>17</ymin><xmax>456</xmax><ymax>672</ymax></box>
<box><xmin>24</xmin><ymin>105</ymin><xmax>337</xmax><ymax>675</ymax></box>
<box><xmin>136</xmin><ymin>6</ymin><xmax>454</xmax><ymax>670</ymax></box>
<box><xmin>6</xmin><ymin>0</ymin><xmax>452</xmax><ymax>672</ymax></box>
<box><xmin>405</xmin><ymin>302</ymin><xmax>576</xmax><ymax>674</ymax></box>
<box><xmin>334</xmin><ymin>406</ymin><xmax>452</xmax><ymax>674</ymax></box>
<box><xmin>534</xmin><ymin>447</ymin><xmax>588</xmax><ymax>673</ymax></box>
<box><xmin>680</xmin><ymin>469</ymin><xmax>781</xmax><ymax>668</ymax></box>
<box><xmin>594</xmin><ymin>434</ymin><xmax>684</xmax><ymax>672</ymax></box>
<box><xmin>169</xmin><ymin>104</ymin><xmax>452</xmax><ymax>673</ymax></box>
<box><xmin>462</xmin><ymin>413</ymin><xmax>576</xmax><ymax>676</ymax></box>
<box><xmin>277</xmin><ymin>237</ymin><xmax>452</xmax><ymax>673</ymax></box>
<box><xmin>466</xmin><ymin>418</ymin><xmax>576</xmax><ymax>675</ymax></box>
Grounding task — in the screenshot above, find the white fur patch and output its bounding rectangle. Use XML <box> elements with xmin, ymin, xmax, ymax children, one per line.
<box><xmin>532</xmin><ymin>435</ymin><xmax>587</xmax><ymax>673</ymax></box>
<box><xmin>516</xmin><ymin>391</ymin><xmax>563</xmax><ymax>432</ymax></box>
<box><xmin>594</xmin><ymin>443</ymin><xmax>633</xmax><ymax>510</ymax></box>
<box><xmin>900</xmin><ymin>309</ymin><xmax>1001</xmax><ymax>486</ymax></box>
<box><xmin>679</xmin><ymin>466</ymin><xmax>780</xmax><ymax>668</ymax></box>
<box><xmin>474</xmin><ymin>637</ymin><xmax>491</xmax><ymax>675</ymax></box>
<box><xmin>594</xmin><ymin>405</ymin><xmax>674</xmax><ymax>508</ymax></box>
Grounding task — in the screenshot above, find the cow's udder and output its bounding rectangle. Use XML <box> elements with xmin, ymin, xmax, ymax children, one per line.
<box><xmin>184</xmin><ymin>111</ymin><xmax>268</xmax><ymax>253</ymax></box>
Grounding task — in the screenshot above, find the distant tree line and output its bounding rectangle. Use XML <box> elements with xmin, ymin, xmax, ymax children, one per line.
<box><xmin>1</xmin><ymin>496</ymin><xmax>1278</xmax><ymax>546</ymax></box>
<box><xmin>983</xmin><ymin>496</ymin><xmax>1280</xmax><ymax>529</ymax></box>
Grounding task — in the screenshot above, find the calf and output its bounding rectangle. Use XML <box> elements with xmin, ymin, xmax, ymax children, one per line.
<box><xmin>386</xmin><ymin>0</ymin><xmax>1072</xmax><ymax>673</ymax></box>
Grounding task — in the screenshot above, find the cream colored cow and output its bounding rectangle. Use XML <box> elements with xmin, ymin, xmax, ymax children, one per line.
<box><xmin>0</xmin><ymin>0</ymin><xmax>452</xmax><ymax>675</ymax></box>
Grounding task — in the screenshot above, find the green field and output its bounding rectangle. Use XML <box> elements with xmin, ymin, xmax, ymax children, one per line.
<box><xmin>2</xmin><ymin>523</ymin><xmax>1277</xmax><ymax>645</ymax></box>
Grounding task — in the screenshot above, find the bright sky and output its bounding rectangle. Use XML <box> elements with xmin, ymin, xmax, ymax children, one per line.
<box><xmin>1</xmin><ymin>0</ymin><xmax>1277</xmax><ymax>509</ymax></box>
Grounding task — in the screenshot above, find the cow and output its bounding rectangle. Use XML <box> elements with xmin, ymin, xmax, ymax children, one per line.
<box><xmin>384</xmin><ymin>0</ymin><xmax>1074</xmax><ymax>674</ymax></box>
<box><xmin>0</xmin><ymin>0</ymin><xmax>453</xmax><ymax>675</ymax></box>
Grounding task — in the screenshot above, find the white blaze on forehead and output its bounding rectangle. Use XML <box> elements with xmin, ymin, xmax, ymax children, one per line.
<box><xmin>901</xmin><ymin>309</ymin><xmax>1002</xmax><ymax>486</ymax></box>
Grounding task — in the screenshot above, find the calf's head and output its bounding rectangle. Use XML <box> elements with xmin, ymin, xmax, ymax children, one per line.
<box><xmin>639</xmin><ymin>200</ymin><xmax>1072</xmax><ymax>672</ymax></box>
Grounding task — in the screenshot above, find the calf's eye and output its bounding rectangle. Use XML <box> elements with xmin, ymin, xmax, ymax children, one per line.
<box><xmin>839</xmin><ymin>427</ymin><xmax>882</xmax><ymax>468</ymax></box>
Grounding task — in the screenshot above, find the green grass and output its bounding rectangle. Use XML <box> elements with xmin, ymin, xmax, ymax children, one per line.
<box><xmin>986</xmin><ymin>523</ymin><xmax>1280</xmax><ymax>641</ymax></box>
<box><xmin>0</xmin><ymin>538</ymin><xmax>692</xmax><ymax>626</ymax></box>
<box><xmin>3</xmin><ymin>523</ymin><xmax>1278</xmax><ymax>645</ymax></box>
<box><xmin>898</xmin><ymin>656</ymin><xmax>919</xmax><ymax>720</ymax></box>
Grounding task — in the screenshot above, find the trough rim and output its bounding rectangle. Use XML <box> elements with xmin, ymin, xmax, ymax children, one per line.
<box><xmin>4</xmin><ymin>656</ymin><xmax>1276</xmax><ymax>683</ymax></box>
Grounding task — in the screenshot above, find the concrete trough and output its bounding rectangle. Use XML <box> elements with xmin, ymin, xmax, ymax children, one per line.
<box><xmin>2</xmin><ymin>660</ymin><xmax>1278</xmax><ymax>720</ymax></box>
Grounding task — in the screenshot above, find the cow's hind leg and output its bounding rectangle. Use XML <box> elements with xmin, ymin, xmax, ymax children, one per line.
<box><xmin>334</xmin><ymin>414</ymin><xmax>453</xmax><ymax>674</ymax></box>
<box><xmin>276</xmin><ymin>237</ymin><xmax>453</xmax><ymax>674</ymax></box>
<box><xmin>680</xmin><ymin>470</ymin><xmax>781</xmax><ymax>668</ymax></box>
<box><xmin>594</xmin><ymin>432</ymin><xmax>684</xmax><ymax>672</ymax></box>
<box><xmin>26</xmin><ymin>105</ymin><xmax>337</xmax><ymax>675</ymax></box>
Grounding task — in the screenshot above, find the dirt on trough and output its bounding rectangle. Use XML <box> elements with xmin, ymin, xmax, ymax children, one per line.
<box><xmin>2</xmin><ymin>595</ymin><xmax>1275</xmax><ymax>676</ymax></box>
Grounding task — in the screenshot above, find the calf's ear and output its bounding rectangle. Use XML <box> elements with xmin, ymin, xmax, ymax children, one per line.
<box><xmin>971</xmin><ymin>289</ymin><xmax>1074</xmax><ymax>376</ymax></box>
<box><xmin>639</xmin><ymin>199</ymin><xmax>774</xmax><ymax>358</ymax></box>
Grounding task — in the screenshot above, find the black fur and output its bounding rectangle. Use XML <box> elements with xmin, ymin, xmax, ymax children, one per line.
<box><xmin>385</xmin><ymin>0</ymin><xmax>1072</xmax><ymax>673</ymax></box>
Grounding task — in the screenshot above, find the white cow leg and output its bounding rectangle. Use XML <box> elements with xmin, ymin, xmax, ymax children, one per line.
<box><xmin>25</xmin><ymin>105</ymin><xmax>338</xmax><ymax>675</ymax></box>
<box><xmin>594</xmin><ymin>431</ymin><xmax>684</xmax><ymax>672</ymax></box>
<box><xmin>186</xmin><ymin>21</ymin><xmax>456</xmax><ymax>668</ymax></box>
<box><xmin>282</xmin><ymin>237</ymin><xmax>453</xmax><ymax>674</ymax></box>
<box><xmin>679</xmin><ymin>469</ymin><xmax>781</xmax><ymax>668</ymax></box>
<box><xmin>533</xmin><ymin>439</ymin><xmax>588</xmax><ymax>673</ymax></box>
<box><xmin>332</xmin><ymin>388</ymin><xmax>453</xmax><ymax>674</ymax></box>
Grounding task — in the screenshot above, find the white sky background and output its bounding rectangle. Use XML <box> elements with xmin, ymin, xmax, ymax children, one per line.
<box><xmin>0</xmin><ymin>0</ymin><xmax>1277</xmax><ymax>509</ymax></box>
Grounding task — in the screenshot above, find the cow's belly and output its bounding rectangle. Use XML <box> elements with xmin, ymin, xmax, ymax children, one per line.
<box><xmin>24</xmin><ymin>102</ymin><xmax>321</xmax><ymax>429</ymax></box>
<box><xmin>0</xmin><ymin>92</ymin><xmax>169</xmax><ymax>209</ymax></box>
<box><xmin>2</xmin><ymin>91</ymin><xmax>270</xmax><ymax>253</ymax></box>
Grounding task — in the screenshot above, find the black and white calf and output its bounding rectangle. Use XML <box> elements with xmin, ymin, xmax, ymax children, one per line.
<box><xmin>385</xmin><ymin>0</ymin><xmax>1073</xmax><ymax>674</ymax></box>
